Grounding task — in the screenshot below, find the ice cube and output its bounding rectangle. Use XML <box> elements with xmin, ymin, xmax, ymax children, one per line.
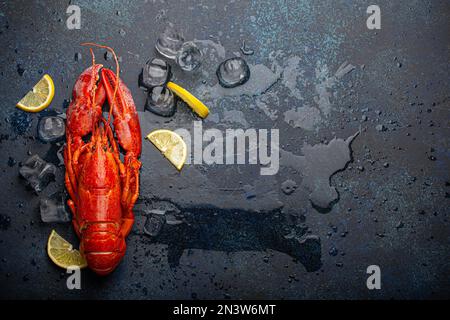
<box><xmin>40</xmin><ymin>192</ymin><xmax>71</xmax><ymax>223</ymax></box>
<box><xmin>176</xmin><ymin>41</ymin><xmax>202</xmax><ymax>71</ymax></box>
<box><xmin>37</xmin><ymin>116</ymin><xmax>65</xmax><ymax>143</ymax></box>
<box><xmin>145</xmin><ymin>86</ymin><xmax>176</xmax><ymax>117</ymax></box>
<box><xmin>155</xmin><ymin>23</ymin><xmax>185</xmax><ymax>60</ymax></box>
<box><xmin>19</xmin><ymin>154</ymin><xmax>56</xmax><ymax>193</ymax></box>
<box><xmin>139</xmin><ymin>58</ymin><xmax>172</xmax><ymax>90</ymax></box>
<box><xmin>143</xmin><ymin>214</ymin><xmax>165</xmax><ymax>237</ymax></box>
<box><xmin>216</xmin><ymin>57</ymin><xmax>250</xmax><ymax>88</ymax></box>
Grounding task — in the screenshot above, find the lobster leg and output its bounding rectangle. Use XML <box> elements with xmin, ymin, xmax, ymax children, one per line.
<box><xmin>64</xmin><ymin>140</ymin><xmax>81</xmax><ymax>239</ymax></box>
<box><xmin>122</xmin><ymin>157</ymin><xmax>140</xmax><ymax>211</ymax></box>
<box><xmin>120</xmin><ymin>172</ymin><xmax>137</xmax><ymax>239</ymax></box>
<box><xmin>64</xmin><ymin>134</ymin><xmax>76</xmax><ymax>195</ymax></box>
<box><xmin>72</xmin><ymin>216</ymin><xmax>82</xmax><ymax>238</ymax></box>
<box><xmin>65</xmin><ymin>134</ymin><xmax>92</xmax><ymax>206</ymax></box>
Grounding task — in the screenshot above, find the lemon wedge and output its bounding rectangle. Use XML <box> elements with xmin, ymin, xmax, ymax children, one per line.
<box><xmin>147</xmin><ymin>129</ymin><xmax>187</xmax><ymax>171</ymax></box>
<box><xmin>47</xmin><ymin>230</ymin><xmax>87</xmax><ymax>269</ymax></box>
<box><xmin>166</xmin><ymin>81</ymin><xmax>209</xmax><ymax>118</ymax></box>
<box><xmin>16</xmin><ymin>74</ymin><xmax>55</xmax><ymax>112</ymax></box>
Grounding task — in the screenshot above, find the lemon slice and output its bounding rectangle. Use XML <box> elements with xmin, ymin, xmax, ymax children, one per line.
<box><xmin>47</xmin><ymin>230</ymin><xmax>87</xmax><ymax>269</ymax></box>
<box><xmin>166</xmin><ymin>81</ymin><xmax>209</xmax><ymax>118</ymax></box>
<box><xmin>147</xmin><ymin>129</ymin><xmax>187</xmax><ymax>171</ymax></box>
<box><xmin>16</xmin><ymin>74</ymin><xmax>55</xmax><ymax>112</ymax></box>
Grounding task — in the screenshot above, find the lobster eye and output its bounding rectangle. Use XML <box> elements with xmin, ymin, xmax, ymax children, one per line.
<box><xmin>103</xmin><ymin>146</ymin><xmax>107</xmax><ymax>151</ymax></box>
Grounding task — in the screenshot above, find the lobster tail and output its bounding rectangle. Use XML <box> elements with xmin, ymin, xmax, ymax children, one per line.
<box><xmin>80</xmin><ymin>222</ymin><xmax>126</xmax><ymax>275</ymax></box>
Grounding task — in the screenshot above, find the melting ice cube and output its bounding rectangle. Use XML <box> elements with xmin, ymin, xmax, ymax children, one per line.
<box><xmin>155</xmin><ymin>23</ymin><xmax>185</xmax><ymax>60</ymax></box>
<box><xmin>216</xmin><ymin>57</ymin><xmax>250</xmax><ymax>88</ymax></box>
<box><xmin>139</xmin><ymin>58</ymin><xmax>172</xmax><ymax>90</ymax></box>
<box><xmin>176</xmin><ymin>41</ymin><xmax>202</xmax><ymax>72</ymax></box>
<box><xmin>145</xmin><ymin>86</ymin><xmax>176</xmax><ymax>117</ymax></box>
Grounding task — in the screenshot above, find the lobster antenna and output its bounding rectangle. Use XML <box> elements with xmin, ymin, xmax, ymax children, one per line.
<box><xmin>81</xmin><ymin>42</ymin><xmax>120</xmax><ymax>124</ymax></box>
<box><xmin>88</xmin><ymin>48</ymin><xmax>97</xmax><ymax>132</ymax></box>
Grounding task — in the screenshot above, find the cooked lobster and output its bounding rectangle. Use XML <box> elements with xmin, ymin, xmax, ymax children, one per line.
<box><xmin>64</xmin><ymin>44</ymin><xmax>142</xmax><ymax>275</ymax></box>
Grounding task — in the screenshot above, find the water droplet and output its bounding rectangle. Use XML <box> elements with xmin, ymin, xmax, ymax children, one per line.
<box><xmin>104</xmin><ymin>51</ymin><xmax>113</xmax><ymax>61</ymax></box>
<box><xmin>155</xmin><ymin>23</ymin><xmax>185</xmax><ymax>60</ymax></box>
<box><xmin>62</xmin><ymin>99</ymin><xmax>70</xmax><ymax>109</ymax></box>
<box><xmin>216</xmin><ymin>57</ymin><xmax>250</xmax><ymax>88</ymax></box>
<box><xmin>240</xmin><ymin>40</ymin><xmax>254</xmax><ymax>55</ymax></box>
<box><xmin>139</xmin><ymin>58</ymin><xmax>172</xmax><ymax>90</ymax></box>
<box><xmin>329</xmin><ymin>247</ymin><xmax>338</xmax><ymax>256</ymax></box>
<box><xmin>0</xmin><ymin>214</ymin><xmax>11</xmax><ymax>230</ymax></box>
<box><xmin>281</xmin><ymin>179</ymin><xmax>297</xmax><ymax>195</ymax></box>
<box><xmin>243</xmin><ymin>184</ymin><xmax>256</xmax><ymax>199</ymax></box>
<box><xmin>176</xmin><ymin>41</ymin><xmax>202</xmax><ymax>71</ymax></box>
<box><xmin>7</xmin><ymin>156</ymin><xmax>16</xmax><ymax>167</ymax></box>
<box><xmin>145</xmin><ymin>86</ymin><xmax>176</xmax><ymax>117</ymax></box>
<box><xmin>17</xmin><ymin>64</ymin><xmax>25</xmax><ymax>76</ymax></box>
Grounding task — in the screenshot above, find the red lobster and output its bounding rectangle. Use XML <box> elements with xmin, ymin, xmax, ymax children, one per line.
<box><xmin>64</xmin><ymin>43</ymin><xmax>142</xmax><ymax>275</ymax></box>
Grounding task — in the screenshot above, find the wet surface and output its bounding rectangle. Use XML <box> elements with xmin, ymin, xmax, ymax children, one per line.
<box><xmin>0</xmin><ymin>0</ymin><xmax>449</xmax><ymax>299</ymax></box>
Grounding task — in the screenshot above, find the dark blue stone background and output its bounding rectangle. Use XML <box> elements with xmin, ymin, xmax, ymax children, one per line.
<box><xmin>0</xmin><ymin>0</ymin><xmax>449</xmax><ymax>299</ymax></box>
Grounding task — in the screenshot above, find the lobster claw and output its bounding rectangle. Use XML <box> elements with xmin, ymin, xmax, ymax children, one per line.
<box><xmin>101</xmin><ymin>68</ymin><xmax>142</xmax><ymax>158</ymax></box>
<box><xmin>66</xmin><ymin>64</ymin><xmax>106</xmax><ymax>140</ymax></box>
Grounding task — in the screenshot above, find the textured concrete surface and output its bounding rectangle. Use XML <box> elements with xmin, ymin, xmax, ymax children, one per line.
<box><xmin>0</xmin><ymin>0</ymin><xmax>449</xmax><ymax>299</ymax></box>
